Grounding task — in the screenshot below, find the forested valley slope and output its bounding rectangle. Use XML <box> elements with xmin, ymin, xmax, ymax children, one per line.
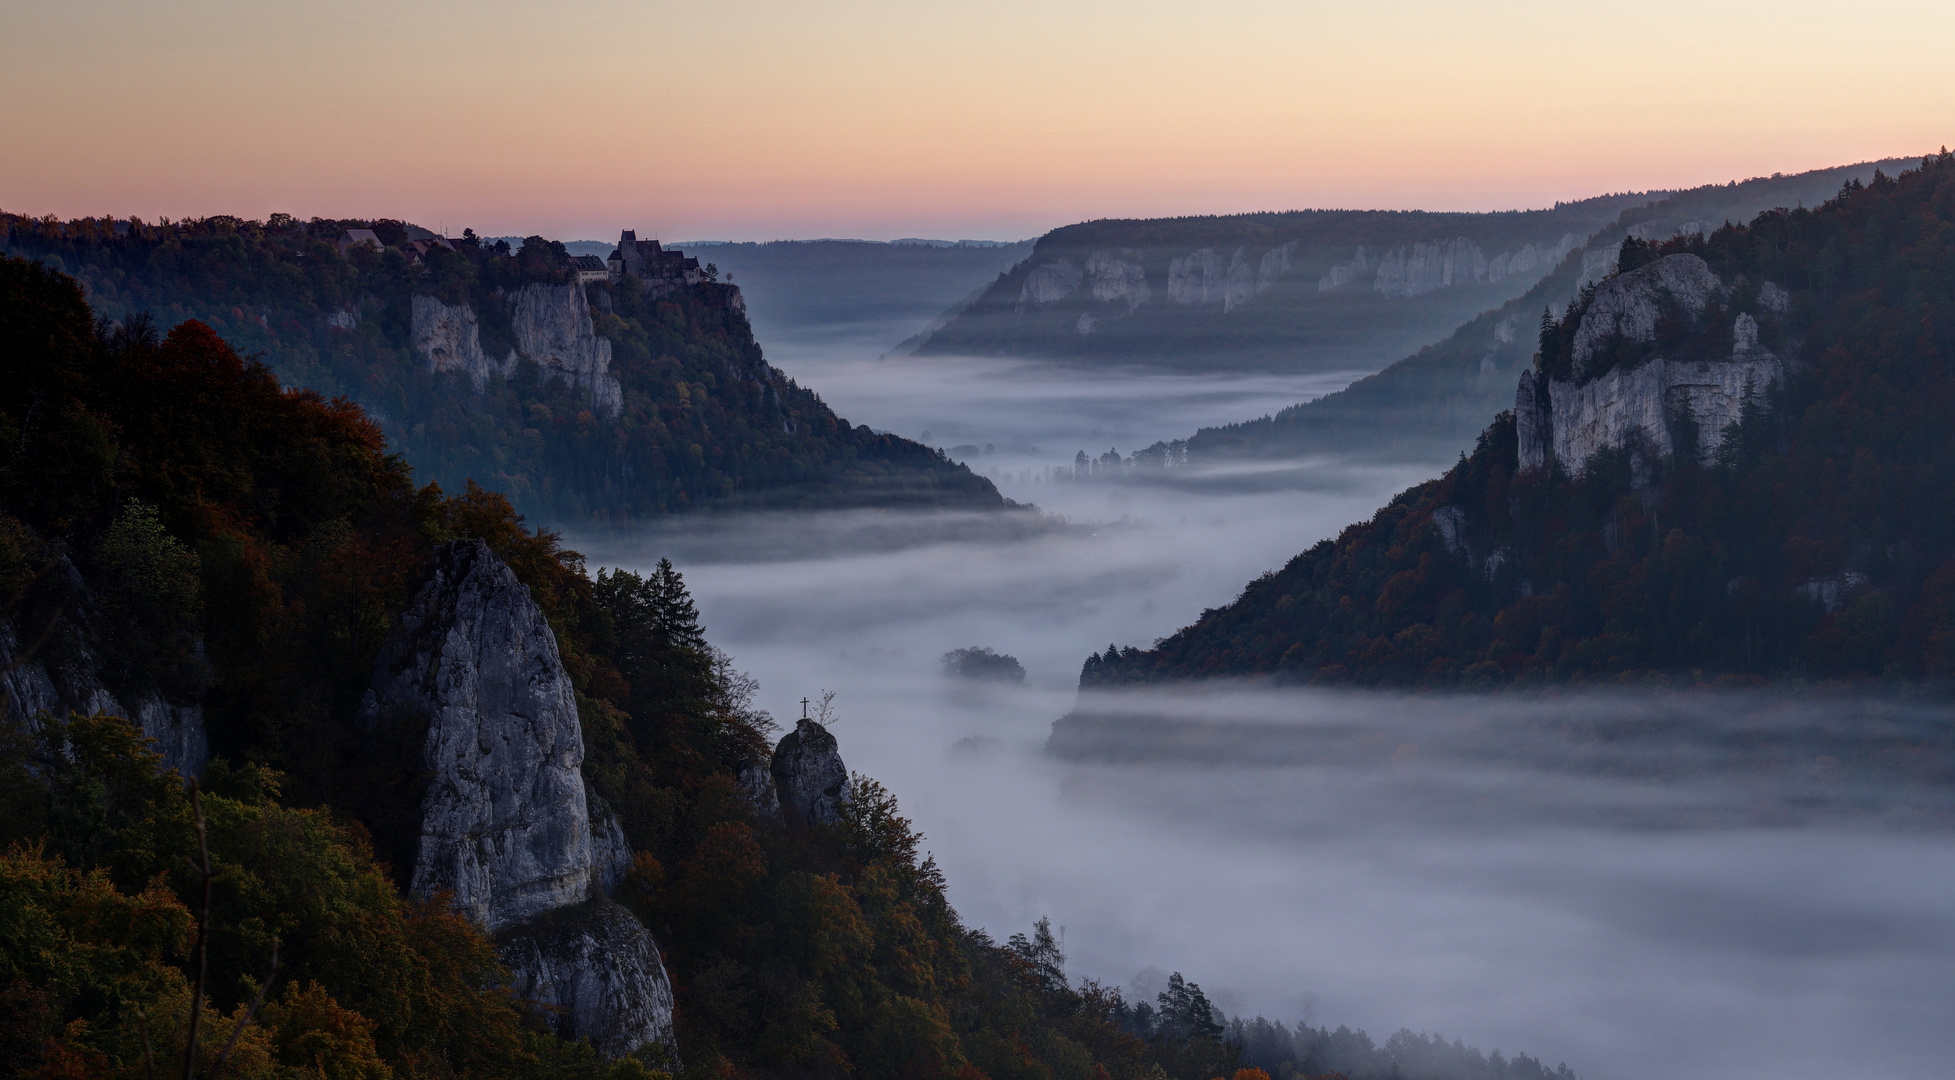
<box><xmin>0</xmin><ymin>256</ymin><xmax>1578</xmax><ymax>1080</ymax></box>
<box><xmin>0</xmin><ymin>216</ymin><xmax>1003</xmax><ymax>526</ymax></box>
<box><xmin>1080</xmin><ymin>152</ymin><xmax>1955</xmax><ymax>691</ymax></box>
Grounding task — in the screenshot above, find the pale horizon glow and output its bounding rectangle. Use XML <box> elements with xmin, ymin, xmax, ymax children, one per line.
<box><xmin>3</xmin><ymin>0</ymin><xmax>1950</xmax><ymax>240</ymax></box>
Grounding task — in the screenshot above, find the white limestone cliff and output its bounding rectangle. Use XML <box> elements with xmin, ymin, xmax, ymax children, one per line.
<box><xmin>410</xmin><ymin>285</ymin><xmax>622</xmax><ymax>419</ymax></box>
<box><xmin>1020</xmin><ymin>260</ymin><xmax>1083</xmax><ymax>306</ymax></box>
<box><xmin>1517</xmin><ymin>254</ymin><xmax>1787</xmax><ymax>475</ymax></box>
<box><xmin>1318</xmin><ymin>246</ymin><xmax>1372</xmax><ymax>292</ymax></box>
<box><xmin>511</xmin><ymin>282</ymin><xmax>624</xmax><ymax>419</ymax></box>
<box><xmin>410</xmin><ymin>295</ymin><xmax>506</xmax><ymax>387</ymax></box>
<box><xmin>1374</xmin><ymin>238</ymin><xmax>1488</xmax><ymax>298</ymax></box>
<box><xmin>1085</xmin><ymin>250</ymin><xmax>1150</xmax><ymax>311</ymax></box>
<box><xmin>359</xmin><ymin>539</ymin><xmax>675</xmax><ymax>1061</ymax></box>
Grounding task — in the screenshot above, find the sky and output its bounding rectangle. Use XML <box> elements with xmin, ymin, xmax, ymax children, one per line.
<box><xmin>3</xmin><ymin>0</ymin><xmax>1950</xmax><ymax>240</ymax></box>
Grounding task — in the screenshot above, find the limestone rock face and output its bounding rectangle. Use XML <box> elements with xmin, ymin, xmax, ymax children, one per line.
<box><xmin>410</xmin><ymin>295</ymin><xmax>504</xmax><ymax>387</ymax></box>
<box><xmin>1516</xmin><ymin>254</ymin><xmax>1786</xmax><ymax>474</ymax></box>
<box><xmin>1318</xmin><ymin>246</ymin><xmax>1372</xmax><ymax>292</ymax></box>
<box><xmin>1168</xmin><ymin>245</ymin><xmax>1290</xmax><ymax>311</ymax></box>
<box><xmin>360</xmin><ymin>539</ymin><xmax>593</xmax><ymax>933</ymax></box>
<box><xmin>0</xmin><ymin>563</ymin><xmax>207</xmax><ymax>778</ymax></box>
<box><xmin>499</xmin><ymin>900</ymin><xmax>678</xmax><ymax>1061</ymax></box>
<box><xmin>1374</xmin><ymin>238</ymin><xmax>1487</xmax><ymax>298</ymax></box>
<box><xmin>736</xmin><ymin>758</ymin><xmax>783</xmax><ymax>824</ymax></box>
<box><xmin>510</xmin><ymin>282</ymin><xmax>623</xmax><ymax>419</ymax></box>
<box><xmin>1084</xmin><ymin>250</ymin><xmax>1150</xmax><ymax>311</ymax></box>
<box><xmin>1020</xmin><ymin>260</ymin><xmax>1083</xmax><ymax>306</ymax></box>
<box><xmin>771</xmin><ymin>718</ymin><xmax>849</xmax><ymax>827</ymax></box>
<box><xmin>1568</xmin><ymin>254</ymin><xmax>1725</xmax><ymax>378</ymax></box>
<box><xmin>361</xmin><ymin>539</ymin><xmax>677</xmax><ymax>1061</ymax></box>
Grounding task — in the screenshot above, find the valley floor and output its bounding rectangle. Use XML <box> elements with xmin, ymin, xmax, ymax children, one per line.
<box><xmin>568</xmin><ymin>344</ymin><xmax>1955</xmax><ymax>1080</ymax></box>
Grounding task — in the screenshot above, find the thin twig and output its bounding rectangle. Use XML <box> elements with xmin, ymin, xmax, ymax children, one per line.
<box><xmin>182</xmin><ymin>779</ymin><xmax>213</xmax><ymax>1080</ymax></box>
<box><xmin>210</xmin><ymin>937</ymin><xmax>280</xmax><ymax>1077</ymax></box>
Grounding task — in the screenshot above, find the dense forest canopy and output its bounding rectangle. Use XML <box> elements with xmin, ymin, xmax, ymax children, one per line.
<box><xmin>0</xmin><ymin>213</ymin><xmax>1002</xmax><ymax>525</ymax></box>
<box><xmin>1083</xmin><ymin>152</ymin><xmax>1955</xmax><ymax>690</ymax></box>
<box><xmin>0</xmin><ymin>257</ymin><xmax>1571</xmax><ymax>1080</ymax></box>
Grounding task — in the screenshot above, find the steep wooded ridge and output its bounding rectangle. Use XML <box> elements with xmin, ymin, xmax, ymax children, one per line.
<box><xmin>1186</xmin><ymin>159</ymin><xmax>1915</xmax><ymax>463</ymax></box>
<box><xmin>0</xmin><ymin>216</ymin><xmax>1003</xmax><ymax>525</ymax></box>
<box><xmin>913</xmin><ymin>194</ymin><xmax>1658</xmax><ymax>372</ymax></box>
<box><xmin>0</xmin><ymin>259</ymin><xmax>1576</xmax><ymax>1080</ymax></box>
<box><xmin>1081</xmin><ymin>153</ymin><xmax>1955</xmax><ymax>690</ymax></box>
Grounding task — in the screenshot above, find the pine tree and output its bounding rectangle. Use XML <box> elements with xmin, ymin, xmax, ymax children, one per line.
<box><xmin>651</xmin><ymin>557</ymin><xmax>705</xmax><ymax>651</ymax></box>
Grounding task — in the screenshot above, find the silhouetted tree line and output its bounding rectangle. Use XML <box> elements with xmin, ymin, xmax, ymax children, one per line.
<box><xmin>1083</xmin><ymin>151</ymin><xmax>1955</xmax><ymax>689</ymax></box>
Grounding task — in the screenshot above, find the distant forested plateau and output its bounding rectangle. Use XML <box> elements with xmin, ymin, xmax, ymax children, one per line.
<box><xmin>0</xmin><ymin>214</ymin><xmax>1003</xmax><ymax>526</ymax></box>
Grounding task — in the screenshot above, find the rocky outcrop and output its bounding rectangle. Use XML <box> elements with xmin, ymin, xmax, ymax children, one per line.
<box><xmin>1318</xmin><ymin>246</ymin><xmax>1372</xmax><ymax>291</ymax></box>
<box><xmin>735</xmin><ymin>758</ymin><xmax>783</xmax><ymax>824</ymax></box>
<box><xmin>360</xmin><ymin>539</ymin><xmax>595</xmax><ymax>932</ymax></box>
<box><xmin>1</xmin><ymin>620</ymin><xmax>207</xmax><ymax>776</ymax></box>
<box><xmin>1374</xmin><ymin>238</ymin><xmax>1488</xmax><ymax>298</ymax></box>
<box><xmin>1084</xmin><ymin>250</ymin><xmax>1150</xmax><ymax>311</ymax></box>
<box><xmin>1020</xmin><ymin>260</ymin><xmax>1083</xmax><ymax>306</ymax></box>
<box><xmin>510</xmin><ymin>282</ymin><xmax>623</xmax><ymax>419</ymax></box>
<box><xmin>359</xmin><ymin>539</ymin><xmax>675</xmax><ymax>1061</ymax></box>
<box><xmin>1168</xmin><ymin>244</ymin><xmax>1292</xmax><ymax>311</ymax></box>
<box><xmin>771</xmin><ymin>718</ymin><xmax>849</xmax><ymax>828</ymax></box>
<box><xmin>410</xmin><ymin>295</ymin><xmax>506</xmax><ymax>387</ymax></box>
<box><xmin>1517</xmin><ymin>254</ymin><xmax>1786</xmax><ymax>474</ymax></box>
<box><xmin>1486</xmin><ymin>233</ymin><xmax>1577</xmax><ymax>284</ymax></box>
<box><xmin>500</xmin><ymin>899</ymin><xmax>677</xmax><ymax>1061</ymax></box>
<box><xmin>1568</xmin><ymin>254</ymin><xmax>1725</xmax><ymax>378</ymax></box>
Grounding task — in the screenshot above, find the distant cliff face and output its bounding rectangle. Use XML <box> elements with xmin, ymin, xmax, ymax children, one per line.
<box><xmin>915</xmin><ymin>200</ymin><xmax>1650</xmax><ymax>372</ymax></box>
<box><xmin>1517</xmin><ymin>254</ymin><xmax>1788</xmax><ymax>474</ymax></box>
<box><xmin>511</xmin><ymin>282</ymin><xmax>623</xmax><ymax>419</ymax></box>
<box><xmin>410</xmin><ymin>294</ymin><xmax>502</xmax><ymax>387</ymax></box>
<box><xmin>360</xmin><ymin>539</ymin><xmax>674</xmax><ymax>1060</ymax></box>
<box><xmin>410</xmin><ymin>284</ymin><xmax>623</xmax><ymax>418</ymax></box>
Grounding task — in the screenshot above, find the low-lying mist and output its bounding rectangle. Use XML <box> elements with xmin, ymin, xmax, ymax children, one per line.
<box><xmin>567</xmin><ymin>343</ymin><xmax>1954</xmax><ymax>1079</ymax></box>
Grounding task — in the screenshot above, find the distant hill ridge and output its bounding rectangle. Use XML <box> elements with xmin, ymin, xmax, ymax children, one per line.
<box><xmin>0</xmin><ymin>215</ymin><xmax>1004</xmax><ymax>524</ymax></box>
<box><xmin>1078</xmin><ymin>151</ymin><xmax>1955</xmax><ymax>690</ymax></box>
<box><xmin>912</xmin><ymin>193</ymin><xmax>1665</xmax><ymax>371</ymax></box>
<box><xmin>1185</xmin><ymin>157</ymin><xmax>1919</xmax><ymax>464</ymax></box>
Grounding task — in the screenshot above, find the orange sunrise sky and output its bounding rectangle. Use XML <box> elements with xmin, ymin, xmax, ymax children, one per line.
<box><xmin>4</xmin><ymin>0</ymin><xmax>1950</xmax><ymax>241</ymax></box>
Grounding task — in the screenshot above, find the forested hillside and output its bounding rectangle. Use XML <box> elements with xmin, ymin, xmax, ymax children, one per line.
<box><xmin>0</xmin><ymin>257</ymin><xmax>1573</xmax><ymax>1080</ymax></box>
<box><xmin>1082</xmin><ymin>152</ymin><xmax>1955</xmax><ymax>690</ymax></box>
<box><xmin>1184</xmin><ymin>159</ymin><xmax>1914</xmax><ymax>464</ymax></box>
<box><xmin>0</xmin><ymin>215</ymin><xmax>1002</xmax><ymax>526</ymax></box>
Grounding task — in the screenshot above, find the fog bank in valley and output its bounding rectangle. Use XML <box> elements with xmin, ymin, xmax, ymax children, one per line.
<box><xmin>567</xmin><ymin>336</ymin><xmax>1954</xmax><ymax>1080</ymax></box>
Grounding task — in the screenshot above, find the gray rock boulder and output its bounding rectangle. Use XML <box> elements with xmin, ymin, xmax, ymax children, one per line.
<box><xmin>360</xmin><ymin>538</ymin><xmax>678</xmax><ymax>1061</ymax></box>
<box><xmin>771</xmin><ymin>718</ymin><xmax>849</xmax><ymax>827</ymax></box>
<box><xmin>499</xmin><ymin>899</ymin><xmax>678</xmax><ymax>1062</ymax></box>
<box><xmin>360</xmin><ymin>539</ymin><xmax>593</xmax><ymax>933</ymax></box>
